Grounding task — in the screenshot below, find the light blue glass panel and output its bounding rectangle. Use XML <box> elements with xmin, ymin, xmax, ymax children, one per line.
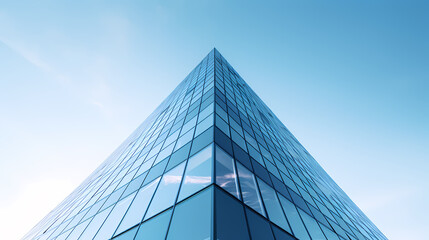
<box><xmin>198</xmin><ymin>102</ymin><xmax>214</xmax><ymax>122</ymax></box>
<box><xmin>56</xmin><ymin>228</ymin><xmax>72</xmax><ymax>240</ymax></box>
<box><xmin>215</xmin><ymin>103</ymin><xmax>228</xmax><ymax>122</ymax></box>
<box><xmin>174</xmin><ymin>129</ymin><xmax>194</xmax><ymax>151</ymax></box>
<box><xmin>164</xmin><ymin>129</ymin><xmax>180</xmax><ymax>147</ymax></box>
<box><xmin>231</xmin><ymin>129</ymin><xmax>247</xmax><ymax>151</ymax></box>
<box><xmin>167</xmin><ymin>187</ymin><xmax>212</xmax><ymax>240</ymax></box>
<box><xmin>78</xmin><ymin>206</ymin><xmax>113</xmax><ymax>239</ymax></box>
<box><xmin>82</xmin><ymin>197</ymin><xmax>107</xmax><ymax>222</ymax></box>
<box><xmin>215</xmin><ymin>146</ymin><xmax>240</xmax><ymax>199</ymax></box>
<box><xmin>115</xmin><ymin>178</ymin><xmax>161</xmax><ymax>235</ymax></box>
<box><xmin>248</xmin><ymin>145</ymin><xmax>262</xmax><ymax>165</ymax></box>
<box><xmin>101</xmin><ymin>186</ymin><xmax>126</xmax><ymax>211</ymax></box>
<box><xmin>257</xmin><ymin>178</ymin><xmax>291</xmax><ymax>233</ymax></box>
<box><xmin>135</xmin><ymin>209</ymin><xmax>172</xmax><ymax>240</ymax></box>
<box><xmin>195</xmin><ymin>114</ymin><xmax>214</xmax><ymax>137</ymax></box>
<box><xmin>178</xmin><ymin>144</ymin><xmax>213</xmax><ymax>201</ymax></box>
<box><xmin>299</xmin><ymin>209</ymin><xmax>327</xmax><ymax>240</ymax></box>
<box><xmin>93</xmin><ymin>193</ymin><xmax>136</xmax><ymax>240</ymax></box>
<box><xmin>182</xmin><ymin>116</ymin><xmax>197</xmax><ymax>133</ymax></box>
<box><xmin>50</xmin><ymin>219</ymin><xmax>71</xmax><ymax>238</ymax></box>
<box><xmin>144</xmin><ymin>162</ymin><xmax>186</xmax><ymax>220</ymax></box>
<box><xmin>236</xmin><ymin>163</ymin><xmax>265</xmax><ymax>216</ymax></box>
<box><xmin>278</xmin><ymin>194</ymin><xmax>310</xmax><ymax>240</ymax></box>
<box><xmin>320</xmin><ymin>224</ymin><xmax>340</xmax><ymax>240</ymax></box>
<box><xmin>136</xmin><ymin>156</ymin><xmax>156</xmax><ymax>176</ymax></box>
<box><xmin>112</xmin><ymin>226</ymin><xmax>138</xmax><ymax>239</ymax></box>
<box><xmin>154</xmin><ymin>142</ymin><xmax>174</xmax><ymax>164</ymax></box>
<box><xmin>66</xmin><ymin>218</ymin><xmax>91</xmax><ymax>240</ymax></box>
<box><xmin>215</xmin><ymin>114</ymin><xmax>230</xmax><ymax>137</ymax></box>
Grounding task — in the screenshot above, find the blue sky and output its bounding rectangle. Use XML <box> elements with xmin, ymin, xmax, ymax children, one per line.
<box><xmin>0</xmin><ymin>1</ymin><xmax>428</xmax><ymax>239</ymax></box>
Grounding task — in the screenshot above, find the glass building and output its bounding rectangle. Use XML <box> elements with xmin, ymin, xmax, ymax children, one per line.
<box><xmin>23</xmin><ymin>49</ymin><xmax>387</xmax><ymax>240</ymax></box>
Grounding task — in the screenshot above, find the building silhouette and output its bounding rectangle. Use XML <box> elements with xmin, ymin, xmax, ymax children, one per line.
<box><xmin>23</xmin><ymin>49</ymin><xmax>387</xmax><ymax>240</ymax></box>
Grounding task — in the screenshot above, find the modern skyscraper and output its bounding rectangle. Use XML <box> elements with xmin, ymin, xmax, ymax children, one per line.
<box><xmin>23</xmin><ymin>49</ymin><xmax>387</xmax><ymax>240</ymax></box>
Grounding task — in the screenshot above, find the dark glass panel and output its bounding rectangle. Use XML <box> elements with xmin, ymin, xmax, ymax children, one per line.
<box><xmin>245</xmin><ymin>208</ymin><xmax>275</xmax><ymax>240</ymax></box>
<box><xmin>271</xmin><ymin>224</ymin><xmax>297</xmax><ymax>240</ymax></box>
<box><xmin>233</xmin><ymin>142</ymin><xmax>252</xmax><ymax>170</ymax></box>
<box><xmin>214</xmin><ymin>127</ymin><xmax>233</xmax><ymax>155</ymax></box>
<box><xmin>215</xmin><ymin>187</ymin><xmax>250</xmax><ymax>240</ymax></box>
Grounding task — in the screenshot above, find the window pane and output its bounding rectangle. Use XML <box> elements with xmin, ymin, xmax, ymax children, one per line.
<box><xmin>144</xmin><ymin>162</ymin><xmax>186</xmax><ymax>220</ymax></box>
<box><xmin>178</xmin><ymin>144</ymin><xmax>213</xmax><ymax>201</ymax></box>
<box><xmin>215</xmin><ymin>146</ymin><xmax>239</xmax><ymax>199</ymax></box>
<box><xmin>236</xmin><ymin>163</ymin><xmax>265</xmax><ymax>216</ymax></box>
<box><xmin>271</xmin><ymin>225</ymin><xmax>296</xmax><ymax>240</ymax></box>
<box><xmin>299</xmin><ymin>209</ymin><xmax>327</xmax><ymax>240</ymax></box>
<box><xmin>134</xmin><ymin>209</ymin><xmax>172</xmax><ymax>240</ymax></box>
<box><xmin>66</xmin><ymin>218</ymin><xmax>91</xmax><ymax>240</ymax></box>
<box><xmin>78</xmin><ymin>206</ymin><xmax>112</xmax><ymax>239</ymax></box>
<box><xmin>231</xmin><ymin>129</ymin><xmax>247</xmax><ymax>151</ymax></box>
<box><xmin>245</xmin><ymin>208</ymin><xmax>275</xmax><ymax>240</ymax></box>
<box><xmin>93</xmin><ymin>193</ymin><xmax>136</xmax><ymax>240</ymax></box>
<box><xmin>190</xmin><ymin>126</ymin><xmax>213</xmax><ymax>156</ymax></box>
<box><xmin>174</xmin><ymin>128</ymin><xmax>194</xmax><ymax>151</ymax></box>
<box><xmin>144</xmin><ymin>159</ymin><xmax>168</xmax><ymax>184</ymax></box>
<box><xmin>167</xmin><ymin>187</ymin><xmax>212</xmax><ymax>240</ymax></box>
<box><xmin>215</xmin><ymin>114</ymin><xmax>230</xmax><ymax>137</ymax></box>
<box><xmin>112</xmin><ymin>226</ymin><xmax>138</xmax><ymax>240</ymax></box>
<box><xmin>195</xmin><ymin>114</ymin><xmax>214</xmax><ymax>136</ymax></box>
<box><xmin>320</xmin><ymin>224</ymin><xmax>340</xmax><ymax>240</ymax></box>
<box><xmin>121</xmin><ymin>172</ymin><xmax>147</xmax><ymax>199</ymax></box>
<box><xmin>215</xmin><ymin>188</ymin><xmax>250</xmax><ymax>240</ymax></box>
<box><xmin>198</xmin><ymin>102</ymin><xmax>214</xmax><ymax>122</ymax></box>
<box><xmin>257</xmin><ymin>178</ymin><xmax>291</xmax><ymax>233</ymax></box>
<box><xmin>115</xmin><ymin>178</ymin><xmax>161</xmax><ymax>235</ymax></box>
<box><xmin>166</xmin><ymin>142</ymin><xmax>191</xmax><ymax>171</ymax></box>
<box><xmin>136</xmin><ymin>156</ymin><xmax>156</xmax><ymax>176</ymax></box>
<box><xmin>278</xmin><ymin>194</ymin><xmax>310</xmax><ymax>240</ymax></box>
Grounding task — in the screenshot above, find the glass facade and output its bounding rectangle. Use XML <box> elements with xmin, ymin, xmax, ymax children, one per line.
<box><xmin>23</xmin><ymin>49</ymin><xmax>387</xmax><ymax>240</ymax></box>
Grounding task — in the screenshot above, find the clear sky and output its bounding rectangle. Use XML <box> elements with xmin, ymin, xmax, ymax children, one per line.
<box><xmin>0</xmin><ymin>1</ymin><xmax>428</xmax><ymax>239</ymax></box>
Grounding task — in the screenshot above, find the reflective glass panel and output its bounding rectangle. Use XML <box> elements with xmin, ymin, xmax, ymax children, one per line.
<box><xmin>321</xmin><ymin>224</ymin><xmax>340</xmax><ymax>240</ymax></box>
<box><xmin>174</xmin><ymin>128</ymin><xmax>194</xmax><ymax>151</ymax></box>
<box><xmin>299</xmin><ymin>209</ymin><xmax>327</xmax><ymax>240</ymax></box>
<box><xmin>278</xmin><ymin>194</ymin><xmax>310</xmax><ymax>240</ymax></box>
<box><xmin>178</xmin><ymin>144</ymin><xmax>213</xmax><ymax>201</ymax></box>
<box><xmin>215</xmin><ymin>146</ymin><xmax>239</xmax><ymax>199</ymax></box>
<box><xmin>144</xmin><ymin>162</ymin><xmax>185</xmax><ymax>220</ymax></box>
<box><xmin>257</xmin><ymin>178</ymin><xmax>291</xmax><ymax>233</ymax></box>
<box><xmin>78</xmin><ymin>206</ymin><xmax>112</xmax><ymax>240</ymax></box>
<box><xmin>66</xmin><ymin>218</ymin><xmax>91</xmax><ymax>240</ymax></box>
<box><xmin>115</xmin><ymin>178</ymin><xmax>161</xmax><ymax>235</ymax></box>
<box><xmin>167</xmin><ymin>187</ymin><xmax>212</xmax><ymax>240</ymax></box>
<box><xmin>93</xmin><ymin>193</ymin><xmax>136</xmax><ymax>240</ymax></box>
<box><xmin>236</xmin><ymin>163</ymin><xmax>265</xmax><ymax>216</ymax></box>
<box><xmin>195</xmin><ymin>114</ymin><xmax>214</xmax><ymax>136</ymax></box>
<box><xmin>112</xmin><ymin>226</ymin><xmax>138</xmax><ymax>240</ymax></box>
<box><xmin>135</xmin><ymin>209</ymin><xmax>172</xmax><ymax>240</ymax></box>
